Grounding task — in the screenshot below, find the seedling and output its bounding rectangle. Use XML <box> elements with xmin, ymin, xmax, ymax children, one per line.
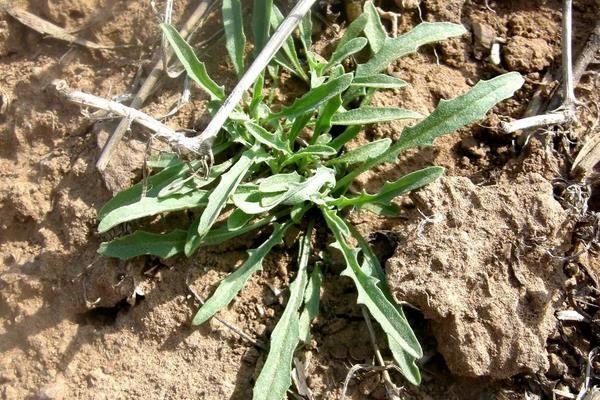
<box><xmin>95</xmin><ymin>2</ymin><xmax>523</xmax><ymax>398</ymax></box>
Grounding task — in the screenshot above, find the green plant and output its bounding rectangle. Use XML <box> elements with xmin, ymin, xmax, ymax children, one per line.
<box><xmin>97</xmin><ymin>1</ymin><xmax>524</xmax><ymax>397</ymax></box>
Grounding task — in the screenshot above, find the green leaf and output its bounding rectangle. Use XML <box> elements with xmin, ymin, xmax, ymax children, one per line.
<box><xmin>331</xmin><ymin>107</ymin><xmax>422</xmax><ymax>125</ymax></box>
<box><xmin>351</xmin><ymin>74</ymin><xmax>408</xmax><ymax>89</ymax></box>
<box><xmin>271</xmin><ymin>73</ymin><xmax>354</xmax><ymax>120</ymax></box>
<box><xmin>227</xmin><ymin>208</ymin><xmax>253</xmax><ymax>231</ymax></box>
<box><xmin>321</xmin><ymin>207</ymin><xmax>422</xmax><ymax>359</ymax></box>
<box><xmin>253</xmin><ymin>221</ymin><xmax>314</xmax><ymax>400</ymax></box>
<box><xmin>298</xmin><ymin>10</ymin><xmax>313</xmax><ymax>53</ymax></box>
<box><xmin>270</xmin><ymin>5</ymin><xmax>308</xmax><ymax>81</ymax></box>
<box><xmin>287</xmin><ymin>113</ymin><xmax>312</xmax><ymax>147</ymax></box>
<box><xmin>158</xmin><ymin>158</ymin><xmax>235</xmax><ymax>198</ymax></box>
<box><xmin>98</xmin><ymin>229</ymin><xmax>187</xmax><ymax>260</ymax></box>
<box><xmin>363</xmin><ymin>1</ymin><xmax>387</xmax><ymax>53</ymax></box>
<box><xmin>258</xmin><ymin>172</ymin><xmax>303</xmax><ymax>192</ymax></box>
<box><xmin>186</xmin><ymin>214</ymin><xmax>278</xmax><ymax>254</ymax></box>
<box><xmin>331</xmin><ymin>166</ymin><xmax>444</xmax><ymax>209</ymax></box>
<box><xmin>244</xmin><ymin>121</ymin><xmax>290</xmax><ymax>153</ymax></box>
<box><xmin>299</xmin><ymin>264</ymin><xmax>322</xmax><ymax>343</ymax></box>
<box><xmin>313</xmin><ymin>94</ymin><xmax>343</xmax><ymax>140</ymax></box>
<box><xmin>192</xmin><ymin>222</ymin><xmax>290</xmax><ymax>325</ymax></box>
<box><xmin>98</xmin><ymin>190</ymin><xmax>209</xmax><ymax>234</ymax></box>
<box><xmin>359</xmin><ymin>202</ymin><xmax>402</xmax><ymax>217</ymax></box>
<box><xmin>336</xmin><ymin>72</ymin><xmax>525</xmax><ymax>190</ymax></box>
<box><xmin>356</xmin><ymin>22</ymin><xmax>467</xmax><ymax>77</ymax></box>
<box><xmin>192</xmin><ymin>148</ymin><xmax>258</xmax><ymax>245</ymax></box>
<box><xmin>160</xmin><ymin>23</ymin><xmax>225</xmax><ymax>100</ymax></box>
<box><xmin>327</xmin><ymin>138</ymin><xmax>391</xmax><ymax>165</ymax></box>
<box><xmin>348</xmin><ymin>225</ymin><xmax>421</xmax><ymax>385</ymax></box>
<box><xmin>222</xmin><ymin>0</ymin><xmax>246</xmax><ymax>76</ymax></box>
<box><xmin>325</xmin><ymin>37</ymin><xmax>368</xmax><ymax>70</ymax></box>
<box><xmin>146</xmin><ymin>153</ymin><xmax>179</xmax><ymax>169</ymax></box>
<box><xmin>281</xmin><ymin>145</ymin><xmax>337</xmax><ymax>167</ymax></box>
<box><xmin>335</xmin><ymin>12</ymin><xmax>367</xmax><ymax>50</ymax></box>
<box><xmin>252</xmin><ymin>0</ymin><xmax>272</xmax><ymax>54</ymax></box>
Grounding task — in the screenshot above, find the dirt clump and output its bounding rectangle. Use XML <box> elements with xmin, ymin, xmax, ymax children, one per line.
<box><xmin>503</xmin><ymin>36</ymin><xmax>554</xmax><ymax>73</ymax></box>
<box><xmin>387</xmin><ymin>173</ymin><xmax>571</xmax><ymax>379</ymax></box>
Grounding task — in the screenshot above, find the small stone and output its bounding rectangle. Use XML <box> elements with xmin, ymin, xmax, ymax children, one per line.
<box><xmin>34</xmin><ymin>377</ymin><xmax>66</xmax><ymax>400</ymax></box>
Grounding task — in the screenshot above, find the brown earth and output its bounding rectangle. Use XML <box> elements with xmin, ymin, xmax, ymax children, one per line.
<box><xmin>1</xmin><ymin>0</ymin><xmax>599</xmax><ymax>399</ymax></box>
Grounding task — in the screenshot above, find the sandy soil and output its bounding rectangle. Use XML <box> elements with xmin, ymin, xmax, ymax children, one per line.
<box><xmin>1</xmin><ymin>0</ymin><xmax>599</xmax><ymax>399</ymax></box>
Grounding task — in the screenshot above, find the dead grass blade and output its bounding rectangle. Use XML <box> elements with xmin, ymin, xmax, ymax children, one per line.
<box><xmin>4</xmin><ymin>7</ymin><xmax>111</xmax><ymax>49</ymax></box>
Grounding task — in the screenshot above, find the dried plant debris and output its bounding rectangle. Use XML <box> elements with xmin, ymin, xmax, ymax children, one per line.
<box><xmin>387</xmin><ymin>173</ymin><xmax>571</xmax><ymax>379</ymax></box>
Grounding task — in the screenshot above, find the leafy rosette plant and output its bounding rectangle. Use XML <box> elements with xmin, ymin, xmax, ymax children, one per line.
<box><xmin>97</xmin><ymin>1</ymin><xmax>524</xmax><ymax>397</ymax></box>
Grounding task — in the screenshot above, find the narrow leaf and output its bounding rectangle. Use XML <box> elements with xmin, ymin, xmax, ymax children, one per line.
<box><xmin>223</xmin><ymin>0</ymin><xmax>246</xmax><ymax>76</ymax></box>
<box><xmin>356</xmin><ymin>22</ymin><xmax>467</xmax><ymax>77</ymax></box>
<box><xmin>160</xmin><ymin>23</ymin><xmax>225</xmax><ymax>100</ymax></box>
<box><xmin>336</xmin><ymin>72</ymin><xmax>524</xmax><ymax>190</ymax></box>
<box><xmin>351</xmin><ymin>74</ymin><xmax>408</xmax><ymax>89</ymax></box>
<box><xmin>281</xmin><ymin>145</ymin><xmax>337</xmax><ymax>167</ymax></box>
<box><xmin>270</xmin><ymin>5</ymin><xmax>308</xmax><ymax>81</ymax></box>
<box><xmin>192</xmin><ymin>222</ymin><xmax>289</xmax><ymax>325</ymax></box>
<box><xmin>252</xmin><ymin>0</ymin><xmax>272</xmax><ymax>54</ymax></box>
<box><xmin>299</xmin><ymin>264</ymin><xmax>322</xmax><ymax>343</ymax></box>
<box><xmin>335</xmin><ymin>12</ymin><xmax>367</xmax><ymax>49</ymax></box>
<box><xmin>227</xmin><ymin>208</ymin><xmax>253</xmax><ymax>231</ymax></box>
<box><xmin>331</xmin><ymin>166</ymin><xmax>444</xmax><ymax>209</ymax></box>
<box><xmin>272</xmin><ymin>73</ymin><xmax>354</xmax><ymax>120</ymax></box>
<box><xmin>194</xmin><ymin>148</ymin><xmax>257</xmax><ymax>241</ymax></box>
<box><xmin>98</xmin><ymin>229</ymin><xmax>186</xmax><ymax>260</ymax></box>
<box><xmin>327</xmin><ymin>138</ymin><xmax>391</xmax><ymax>165</ymax></box>
<box><xmin>331</xmin><ymin>107</ymin><xmax>422</xmax><ymax>125</ymax></box>
<box><xmin>313</xmin><ymin>94</ymin><xmax>343</xmax><ymax>140</ymax></box>
<box><xmin>253</xmin><ymin>222</ymin><xmax>314</xmax><ymax>400</ymax></box>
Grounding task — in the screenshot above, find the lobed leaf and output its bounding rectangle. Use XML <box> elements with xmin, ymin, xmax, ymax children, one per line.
<box><xmin>253</xmin><ymin>221</ymin><xmax>314</xmax><ymax>400</ymax></box>
<box><xmin>356</xmin><ymin>22</ymin><xmax>466</xmax><ymax>77</ymax></box>
<box><xmin>322</xmin><ymin>207</ymin><xmax>422</xmax><ymax>358</ymax></box>
<box><xmin>192</xmin><ymin>222</ymin><xmax>290</xmax><ymax>325</ymax></box>
<box><xmin>331</xmin><ymin>107</ymin><xmax>421</xmax><ymax>125</ymax></box>
<box><xmin>160</xmin><ymin>23</ymin><xmax>225</xmax><ymax>100</ymax></box>
<box><xmin>271</xmin><ymin>73</ymin><xmax>354</xmax><ymax>120</ymax></box>
<box><xmin>245</xmin><ymin>121</ymin><xmax>290</xmax><ymax>153</ymax></box>
<box><xmin>336</xmin><ymin>72</ymin><xmax>525</xmax><ymax>190</ymax></box>
<box><xmin>222</xmin><ymin>0</ymin><xmax>246</xmax><ymax>76</ymax></box>
<box><xmin>331</xmin><ymin>166</ymin><xmax>444</xmax><ymax>209</ymax></box>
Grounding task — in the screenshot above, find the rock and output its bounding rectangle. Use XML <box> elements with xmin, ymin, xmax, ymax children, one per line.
<box><xmin>503</xmin><ymin>36</ymin><xmax>554</xmax><ymax>72</ymax></box>
<box><xmin>33</xmin><ymin>377</ymin><xmax>66</xmax><ymax>400</ymax></box>
<box><xmin>387</xmin><ymin>173</ymin><xmax>569</xmax><ymax>379</ymax></box>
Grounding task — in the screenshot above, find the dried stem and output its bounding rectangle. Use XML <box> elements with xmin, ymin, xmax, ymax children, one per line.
<box><xmin>501</xmin><ymin>0</ymin><xmax>577</xmax><ymax>134</ymax></box>
<box><xmin>361</xmin><ymin>306</ymin><xmax>400</xmax><ymax>399</ymax></box>
<box><xmin>96</xmin><ymin>0</ymin><xmax>214</xmax><ymax>171</ymax></box>
<box><xmin>193</xmin><ymin>0</ymin><xmax>317</xmax><ymax>167</ymax></box>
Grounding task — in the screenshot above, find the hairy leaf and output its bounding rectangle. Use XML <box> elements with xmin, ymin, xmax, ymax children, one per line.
<box><xmin>356</xmin><ymin>22</ymin><xmax>466</xmax><ymax>77</ymax></box>
<box><xmin>227</xmin><ymin>208</ymin><xmax>253</xmax><ymax>230</ymax></box>
<box><xmin>253</xmin><ymin>221</ymin><xmax>313</xmax><ymax>400</ymax></box>
<box><xmin>98</xmin><ymin>229</ymin><xmax>187</xmax><ymax>260</ymax></box>
<box><xmin>331</xmin><ymin>166</ymin><xmax>444</xmax><ymax>208</ymax></box>
<box><xmin>363</xmin><ymin>1</ymin><xmax>386</xmax><ymax>53</ymax></box>
<box><xmin>351</xmin><ymin>74</ymin><xmax>408</xmax><ymax>89</ymax></box>
<box><xmin>158</xmin><ymin>159</ymin><xmax>235</xmax><ymax>198</ymax></box>
<box><xmin>322</xmin><ymin>208</ymin><xmax>422</xmax><ymax>358</ymax></box>
<box><xmin>336</xmin><ymin>72</ymin><xmax>524</xmax><ymax>190</ymax></box>
<box><xmin>191</xmin><ymin>148</ymin><xmax>258</xmax><ymax>249</ymax></box>
<box><xmin>271</xmin><ymin>73</ymin><xmax>353</xmax><ymax>120</ymax></box>
<box><xmin>281</xmin><ymin>145</ymin><xmax>337</xmax><ymax>167</ymax></box>
<box><xmin>270</xmin><ymin>5</ymin><xmax>308</xmax><ymax>81</ymax></box>
<box><xmin>223</xmin><ymin>0</ymin><xmax>246</xmax><ymax>75</ymax></box>
<box><xmin>325</xmin><ymin>37</ymin><xmax>368</xmax><ymax>70</ymax></box>
<box><xmin>99</xmin><ymin>190</ymin><xmax>209</xmax><ymax>233</ymax></box>
<box><xmin>252</xmin><ymin>0</ymin><xmax>272</xmax><ymax>54</ymax></box>
<box><xmin>331</xmin><ymin>107</ymin><xmax>421</xmax><ymax>125</ymax></box>
<box><xmin>299</xmin><ymin>264</ymin><xmax>322</xmax><ymax>343</ymax></box>
<box><xmin>192</xmin><ymin>222</ymin><xmax>289</xmax><ymax>325</ymax></box>
<box><xmin>245</xmin><ymin>121</ymin><xmax>290</xmax><ymax>153</ymax></box>
<box><xmin>160</xmin><ymin>23</ymin><xmax>225</xmax><ymax>100</ymax></box>
<box><xmin>327</xmin><ymin>138</ymin><xmax>391</xmax><ymax>165</ymax></box>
